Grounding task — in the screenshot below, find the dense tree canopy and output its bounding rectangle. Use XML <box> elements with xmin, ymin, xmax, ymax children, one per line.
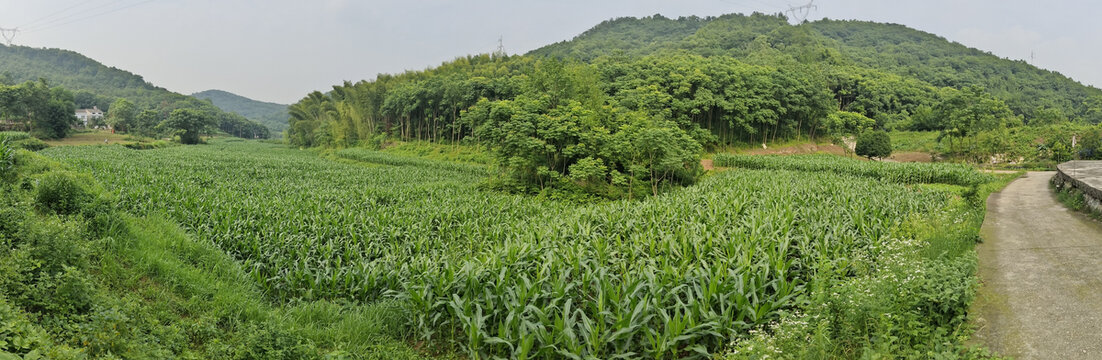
<box><xmin>160</xmin><ymin>108</ymin><xmax>216</xmax><ymax>144</ymax></box>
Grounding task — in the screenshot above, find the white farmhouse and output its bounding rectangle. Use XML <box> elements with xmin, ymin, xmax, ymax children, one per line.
<box><xmin>75</xmin><ymin>106</ymin><xmax>104</xmax><ymax>128</ymax></box>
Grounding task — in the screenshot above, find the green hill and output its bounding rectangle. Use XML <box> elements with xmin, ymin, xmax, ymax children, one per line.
<box><xmin>0</xmin><ymin>44</ymin><xmax>209</xmax><ymax>113</ymax></box>
<box><xmin>192</xmin><ymin>89</ymin><xmax>289</xmax><ymax>135</ymax></box>
<box><xmin>528</xmin><ymin>13</ymin><xmax>1102</xmax><ymax>123</ymax></box>
<box><xmin>0</xmin><ymin>44</ymin><xmax>269</xmax><ymax>139</ymax></box>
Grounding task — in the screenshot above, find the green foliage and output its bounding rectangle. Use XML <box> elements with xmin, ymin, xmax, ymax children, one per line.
<box><xmin>0</xmin><ymin>45</ymin><xmax>271</xmax><ymax>141</ymax></box>
<box><xmin>525</xmin><ymin>14</ymin><xmax>1102</xmax><ymax>127</ymax></box>
<box><xmin>45</xmin><ymin>141</ymin><xmax>999</xmax><ymax>358</ymax></box>
<box><xmin>2</xmin><ymin>142</ymin><xmax>424</xmax><ymax>358</ymax></box>
<box><xmin>892</xmin><ymin>125</ymin><xmax>1101</xmax><ymax>168</ymax></box>
<box><xmin>11</xmin><ymin>138</ymin><xmax>47</xmax><ymax>151</ymax></box>
<box><xmin>713</xmin><ymin>154</ymin><xmax>994</xmax><ymax>186</ymax></box>
<box><xmin>0</xmin><ymin>140</ymin><xmax>13</xmax><ymax>181</ymax></box>
<box><xmin>822</xmin><ymin>111</ymin><xmax>875</xmax><ymax>138</ymax></box>
<box><xmin>0</xmin><ymin>80</ymin><xmax>77</xmax><ymax>139</ymax></box>
<box><xmin>1079</xmin><ymin>128</ymin><xmax>1102</xmax><ymax>160</ymax></box>
<box><xmin>32</xmin><ymin>171</ymin><xmax>94</xmax><ymax>215</ymax></box>
<box><xmin>106</xmin><ymin>97</ymin><xmax>137</xmax><ymax>132</ymax></box>
<box><xmin>132</xmin><ymin>109</ymin><xmax>162</xmax><ymax>137</ymax></box>
<box><xmin>855</xmin><ymin>130</ymin><xmax>892</xmax><ymax>159</ymax></box>
<box><xmin>935</xmin><ymin>86</ymin><xmax>1018</xmax><ymax>145</ymax></box>
<box><xmin>160</xmin><ymin>108</ymin><xmax>217</xmax><ymax>144</ymax></box>
<box><xmin>216</xmin><ymin>111</ymin><xmax>271</xmax><ymax>139</ymax></box>
<box><xmin>0</xmin><ymin>132</ymin><xmax>29</xmax><ymax>142</ymax></box>
<box><xmin>0</xmin><ymin>298</ymin><xmax>54</xmax><ymax>358</ymax></box>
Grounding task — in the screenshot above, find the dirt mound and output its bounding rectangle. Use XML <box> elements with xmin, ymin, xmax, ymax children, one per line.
<box><xmin>888</xmin><ymin>152</ymin><xmax>934</xmax><ymax>163</ymax></box>
<box><xmin>701</xmin><ymin>159</ymin><xmax>714</xmax><ymax>171</ymax></box>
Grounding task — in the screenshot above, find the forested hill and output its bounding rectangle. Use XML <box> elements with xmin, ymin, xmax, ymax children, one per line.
<box><xmin>192</xmin><ymin>89</ymin><xmax>289</xmax><ymax>135</ymax></box>
<box><xmin>0</xmin><ymin>44</ymin><xmax>212</xmax><ymax>113</ymax></box>
<box><xmin>528</xmin><ymin>14</ymin><xmax>1102</xmax><ymax>122</ymax></box>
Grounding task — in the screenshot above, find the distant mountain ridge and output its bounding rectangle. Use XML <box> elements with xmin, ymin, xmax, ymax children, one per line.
<box><xmin>192</xmin><ymin>89</ymin><xmax>289</xmax><ymax>135</ymax></box>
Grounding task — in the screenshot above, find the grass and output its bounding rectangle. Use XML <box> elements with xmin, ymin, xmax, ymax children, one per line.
<box><xmin>42</xmin><ymin>130</ymin><xmax>132</xmax><ymax>146</ymax></box>
<box><xmin>379</xmin><ymin>141</ymin><xmax>492</xmax><ymax>165</ymax></box>
<box><xmin>890</xmin><ymin>130</ymin><xmax>943</xmax><ymax>153</ymax></box>
<box><xmin>1051</xmin><ymin>181</ymin><xmax>1102</xmax><ymax>221</ymax></box>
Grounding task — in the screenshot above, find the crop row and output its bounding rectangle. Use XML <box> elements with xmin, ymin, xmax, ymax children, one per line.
<box><xmin>713</xmin><ymin>154</ymin><xmax>994</xmax><ymax>186</ymax></box>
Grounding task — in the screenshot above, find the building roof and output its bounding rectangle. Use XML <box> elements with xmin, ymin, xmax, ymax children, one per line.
<box><xmin>76</xmin><ymin>106</ymin><xmax>104</xmax><ymax>115</ymax></box>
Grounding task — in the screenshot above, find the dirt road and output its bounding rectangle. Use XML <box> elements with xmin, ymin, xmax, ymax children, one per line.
<box><xmin>972</xmin><ymin>171</ymin><xmax>1102</xmax><ymax>358</ymax></box>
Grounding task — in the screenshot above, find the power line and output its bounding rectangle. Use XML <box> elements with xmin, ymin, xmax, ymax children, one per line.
<box><xmin>25</xmin><ymin>0</ymin><xmax>160</xmax><ymax>34</ymax></box>
<box><xmin>717</xmin><ymin>0</ymin><xmax>785</xmax><ymax>12</ymax></box>
<box><xmin>22</xmin><ymin>0</ymin><xmax>129</xmax><ymax>32</ymax></box>
<box><xmin>17</xmin><ymin>0</ymin><xmax>111</xmax><ymax>29</ymax></box>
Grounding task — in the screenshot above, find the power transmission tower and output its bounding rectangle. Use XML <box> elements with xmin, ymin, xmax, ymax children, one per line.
<box><xmin>0</xmin><ymin>27</ymin><xmax>18</xmax><ymax>46</ymax></box>
<box><xmin>786</xmin><ymin>0</ymin><xmax>817</xmax><ymax>23</ymax></box>
<box><xmin>494</xmin><ymin>36</ymin><xmax>506</xmax><ymax>58</ymax></box>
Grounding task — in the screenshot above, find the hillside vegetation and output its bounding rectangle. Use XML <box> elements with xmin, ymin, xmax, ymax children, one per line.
<box><xmin>288</xmin><ymin>12</ymin><xmax>1102</xmax><ymax>198</ymax></box>
<box><xmin>0</xmin><ymin>44</ymin><xmax>270</xmax><ymax>140</ymax></box>
<box><xmin>192</xmin><ymin>89</ymin><xmax>290</xmax><ymax>135</ymax></box>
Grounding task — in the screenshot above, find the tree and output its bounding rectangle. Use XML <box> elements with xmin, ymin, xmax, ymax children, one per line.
<box><xmin>822</xmin><ymin>111</ymin><xmax>875</xmax><ymax>156</ymax></box>
<box><xmin>106</xmin><ymin>98</ymin><xmax>136</xmax><ymax>132</ymax></box>
<box><xmin>160</xmin><ymin>108</ymin><xmax>215</xmax><ymax>144</ymax></box>
<box><xmin>855</xmin><ymin>130</ymin><xmax>892</xmax><ymax>160</ymax></box>
<box><xmin>1029</xmin><ymin>106</ymin><xmax>1068</xmax><ymax>127</ymax></box>
<box><xmin>934</xmin><ymin>86</ymin><xmax>1016</xmax><ymax>150</ymax></box>
<box><xmin>133</xmin><ymin>109</ymin><xmax>161</xmax><ymax>137</ymax></box>
<box><xmin>23</xmin><ymin>82</ymin><xmax>78</xmax><ymax>139</ymax></box>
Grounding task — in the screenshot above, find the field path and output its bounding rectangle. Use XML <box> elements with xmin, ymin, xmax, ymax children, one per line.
<box><xmin>972</xmin><ymin>171</ymin><xmax>1102</xmax><ymax>359</ymax></box>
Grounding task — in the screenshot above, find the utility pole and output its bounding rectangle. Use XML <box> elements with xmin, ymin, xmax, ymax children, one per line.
<box><xmin>786</xmin><ymin>0</ymin><xmax>817</xmax><ymax>23</ymax></box>
<box><xmin>0</xmin><ymin>27</ymin><xmax>18</xmax><ymax>46</ymax></box>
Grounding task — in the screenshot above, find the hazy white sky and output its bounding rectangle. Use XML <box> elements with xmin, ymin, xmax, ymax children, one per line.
<box><xmin>1</xmin><ymin>0</ymin><xmax>1098</xmax><ymax>104</ymax></box>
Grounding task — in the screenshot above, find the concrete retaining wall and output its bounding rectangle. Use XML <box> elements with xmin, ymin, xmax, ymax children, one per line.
<box><xmin>1053</xmin><ymin>161</ymin><xmax>1102</xmax><ymax>213</ymax></box>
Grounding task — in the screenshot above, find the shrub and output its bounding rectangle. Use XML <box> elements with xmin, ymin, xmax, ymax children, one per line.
<box><xmin>33</xmin><ymin>171</ymin><xmax>94</xmax><ymax>215</ymax></box>
<box><xmin>856</xmin><ymin>130</ymin><xmax>892</xmax><ymax>159</ymax></box>
<box><xmin>12</xmin><ymin>138</ymin><xmax>48</xmax><ymax>151</ymax></box>
<box><xmin>0</xmin><ymin>299</ymin><xmax>53</xmax><ymax>357</ymax></box>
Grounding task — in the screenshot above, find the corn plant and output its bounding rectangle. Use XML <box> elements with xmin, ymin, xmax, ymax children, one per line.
<box><xmin>713</xmin><ymin>154</ymin><xmax>994</xmax><ymax>186</ymax></box>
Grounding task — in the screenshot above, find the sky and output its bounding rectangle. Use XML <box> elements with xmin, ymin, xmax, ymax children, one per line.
<box><xmin>0</xmin><ymin>0</ymin><xmax>1099</xmax><ymax>104</ymax></box>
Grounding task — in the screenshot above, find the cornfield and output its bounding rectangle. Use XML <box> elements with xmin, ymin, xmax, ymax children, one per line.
<box><xmin>713</xmin><ymin>154</ymin><xmax>994</xmax><ymax>187</ymax></box>
<box><xmin>44</xmin><ymin>141</ymin><xmax>978</xmax><ymax>359</ymax></box>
